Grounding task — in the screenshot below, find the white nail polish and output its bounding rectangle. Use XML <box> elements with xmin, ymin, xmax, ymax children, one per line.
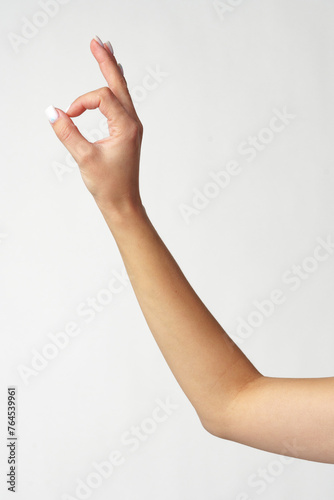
<box><xmin>105</xmin><ymin>40</ymin><xmax>114</xmax><ymax>55</ymax></box>
<box><xmin>118</xmin><ymin>63</ymin><xmax>124</xmax><ymax>75</ymax></box>
<box><xmin>45</xmin><ymin>105</ymin><xmax>59</xmax><ymax>123</ymax></box>
<box><xmin>65</xmin><ymin>104</ymin><xmax>71</xmax><ymax>113</ymax></box>
<box><xmin>94</xmin><ymin>35</ymin><xmax>104</xmax><ymax>47</ymax></box>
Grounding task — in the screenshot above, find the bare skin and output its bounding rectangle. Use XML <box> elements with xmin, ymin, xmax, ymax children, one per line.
<box><xmin>46</xmin><ymin>37</ymin><xmax>334</xmax><ymax>464</ymax></box>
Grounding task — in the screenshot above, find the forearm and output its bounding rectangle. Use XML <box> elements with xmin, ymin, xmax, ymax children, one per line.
<box><xmin>100</xmin><ymin>202</ymin><xmax>334</xmax><ymax>464</ymax></box>
<box><xmin>100</xmin><ymin>201</ymin><xmax>262</xmax><ymax>429</ymax></box>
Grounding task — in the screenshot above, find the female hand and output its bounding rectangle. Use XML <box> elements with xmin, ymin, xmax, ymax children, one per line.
<box><xmin>46</xmin><ymin>37</ymin><xmax>144</xmax><ymax>215</ymax></box>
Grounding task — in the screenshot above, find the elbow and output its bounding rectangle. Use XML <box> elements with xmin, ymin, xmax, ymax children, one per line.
<box><xmin>198</xmin><ymin>405</ymin><xmax>232</xmax><ymax>440</ymax></box>
<box><xmin>199</xmin><ymin>373</ymin><xmax>265</xmax><ymax>439</ymax></box>
<box><xmin>200</xmin><ymin>412</ymin><xmax>230</xmax><ymax>439</ymax></box>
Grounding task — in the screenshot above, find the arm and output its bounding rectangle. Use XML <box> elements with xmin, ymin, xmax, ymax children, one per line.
<box><xmin>101</xmin><ymin>202</ymin><xmax>262</xmax><ymax>429</ymax></box>
<box><xmin>99</xmin><ymin>203</ymin><xmax>334</xmax><ymax>465</ymax></box>
<box><xmin>46</xmin><ymin>36</ymin><xmax>334</xmax><ymax>464</ymax></box>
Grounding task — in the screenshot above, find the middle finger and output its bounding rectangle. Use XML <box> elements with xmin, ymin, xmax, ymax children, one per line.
<box><xmin>90</xmin><ymin>37</ymin><xmax>140</xmax><ymax>122</ymax></box>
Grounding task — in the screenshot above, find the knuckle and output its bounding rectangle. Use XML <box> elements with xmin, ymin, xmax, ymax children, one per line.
<box><xmin>98</xmin><ymin>86</ymin><xmax>112</xmax><ymax>100</ymax></box>
<box><xmin>76</xmin><ymin>142</ymin><xmax>95</xmax><ymax>165</ymax></box>
<box><xmin>78</xmin><ymin>145</ymin><xmax>95</xmax><ymax>164</ymax></box>
<box><xmin>138</xmin><ymin>121</ymin><xmax>144</xmax><ymax>136</ymax></box>
<box><xmin>58</xmin><ymin>123</ymin><xmax>74</xmax><ymax>143</ymax></box>
<box><xmin>120</xmin><ymin>77</ymin><xmax>129</xmax><ymax>90</ymax></box>
<box><xmin>126</xmin><ymin>120</ymin><xmax>141</xmax><ymax>140</ymax></box>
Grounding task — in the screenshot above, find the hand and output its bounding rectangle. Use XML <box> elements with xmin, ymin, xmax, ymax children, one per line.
<box><xmin>46</xmin><ymin>37</ymin><xmax>144</xmax><ymax>214</ymax></box>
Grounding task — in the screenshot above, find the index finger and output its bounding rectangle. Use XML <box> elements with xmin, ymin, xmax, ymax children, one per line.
<box><xmin>66</xmin><ymin>87</ymin><xmax>130</xmax><ymax>132</ymax></box>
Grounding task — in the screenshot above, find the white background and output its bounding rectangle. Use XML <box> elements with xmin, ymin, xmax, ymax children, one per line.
<box><xmin>1</xmin><ymin>0</ymin><xmax>334</xmax><ymax>498</ymax></box>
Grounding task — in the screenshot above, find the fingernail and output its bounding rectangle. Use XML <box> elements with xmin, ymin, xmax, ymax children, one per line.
<box><xmin>45</xmin><ymin>105</ymin><xmax>59</xmax><ymax>123</ymax></box>
<box><xmin>118</xmin><ymin>63</ymin><xmax>124</xmax><ymax>76</ymax></box>
<box><xmin>94</xmin><ymin>35</ymin><xmax>104</xmax><ymax>47</ymax></box>
<box><xmin>65</xmin><ymin>104</ymin><xmax>71</xmax><ymax>113</ymax></box>
<box><xmin>105</xmin><ymin>41</ymin><xmax>114</xmax><ymax>55</ymax></box>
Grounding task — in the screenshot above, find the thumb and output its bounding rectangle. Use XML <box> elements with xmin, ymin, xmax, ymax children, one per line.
<box><xmin>45</xmin><ymin>105</ymin><xmax>93</xmax><ymax>165</ymax></box>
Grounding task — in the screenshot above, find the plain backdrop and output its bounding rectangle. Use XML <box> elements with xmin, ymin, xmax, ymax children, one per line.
<box><xmin>1</xmin><ymin>0</ymin><xmax>334</xmax><ymax>499</ymax></box>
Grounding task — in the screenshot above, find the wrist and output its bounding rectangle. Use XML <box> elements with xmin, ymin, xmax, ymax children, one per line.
<box><xmin>97</xmin><ymin>196</ymin><xmax>148</xmax><ymax>230</ymax></box>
